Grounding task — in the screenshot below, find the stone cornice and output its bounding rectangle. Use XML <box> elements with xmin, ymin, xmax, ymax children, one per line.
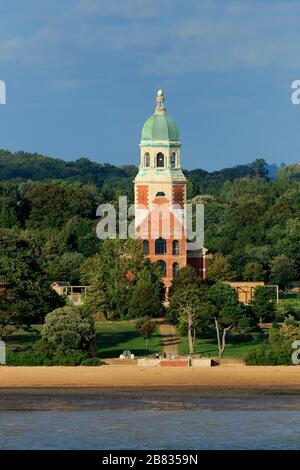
<box><xmin>140</xmin><ymin>142</ymin><xmax>181</xmax><ymax>148</ymax></box>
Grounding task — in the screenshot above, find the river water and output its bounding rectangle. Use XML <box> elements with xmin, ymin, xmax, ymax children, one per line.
<box><xmin>0</xmin><ymin>388</ymin><xmax>299</xmax><ymax>450</ymax></box>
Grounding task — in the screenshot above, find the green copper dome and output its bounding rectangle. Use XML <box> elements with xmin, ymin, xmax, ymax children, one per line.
<box><xmin>141</xmin><ymin>90</ymin><xmax>180</xmax><ymax>143</ymax></box>
<box><xmin>141</xmin><ymin>113</ymin><xmax>180</xmax><ymax>142</ymax></box>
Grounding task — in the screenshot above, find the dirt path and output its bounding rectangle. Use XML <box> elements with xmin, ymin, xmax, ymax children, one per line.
<box><xmin>157</xmin><ymin>318</ymin><xmax>179</xmax><ymax>356</ymax></box>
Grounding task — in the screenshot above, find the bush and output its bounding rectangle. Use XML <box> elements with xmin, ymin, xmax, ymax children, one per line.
<box><xmin>6</xmin><ymin>348</ymin><xmax>104</xmax><ymax>366</ymax></box>
<box><xmin>284</xmin><ymin>315</ymin><xmax>297</xmax><ymax>326</ymax></box>
<box><xmin>6</xmin><ymin>350</ymin><xmax>53</xmax><ymax>366</ymax></box>
<box><xmin>4</xmin><ymin>308</ymin><xmax>103</xmax><ymax>366</ymax></box>
<box><xmin>52</xmin><ymin>348</ymin><xmax>90</xmax><ymax>365</ymax></box>
<box><xmin>42</xmin><ymin>306</ymin><xmax>96</xmax><ymax>353</ymax></box>
<box><xmin>245</xmin><ymin>346</ymin><xmax>292</xmax><ymax>365</ymax></box>
<box><xmin>245</xmin><ymin>325</ymin><xmax>297</xmax><ymax>365</ymax></box>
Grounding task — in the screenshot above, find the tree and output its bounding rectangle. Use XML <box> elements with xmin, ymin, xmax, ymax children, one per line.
<box><xmin>270</xmin><ymin>255</ymin><xmax>296</xmax><ymax>288</ymax></box>
<box><xmin>208</xmin><ymin>282</ymin><xmax>243</xmax><ymax>358</ymax></box>
<box><xmin>250</xmin><ymin>286</ymin><xmax>276</xmax><ymax>323</ymax></box>
<box><xmin>135</xmin><ymin>317</ymin><xmax>156</xmax><ymax>349</ymax></box>
<box><xmin>127</xmin><ymin>263</ymin><xmax>164</xmax><ymax>318</ymax></box>
<box><xmin>0</xmin><ymin>282</ymin><xmax>20</xmax><ymax>339</ymax></box>
<box><xmin>84</xmin><ymin>266</ymin><xmax>110</xmax><ymax>319</ymax></box>
<box><xmin>243</xmin><ymin>262</ymin><xmax>266</xmax><ymax>281</ymax></box>
<box><xmin>42</xmin><ymin>306</ymin><xmax>96</xmax><ymax>354</ymax></box>
<box><xmin>45</xmin><ymin>251</ymin><xmax>84</xmax><ymax>284</ymax></box>
<box><xmin>168</xmin><ymin>266</ymin><xmax>210</xmax><ymax>354</ymax></box>
<box><xmin>0</xmin><ymin>253</ymin><xmax>63</xmax><ymax>329</ymax></box>
<box><xmin>81</xmin><ymin>239</ymin><xmax>163</xmax><ymax>320</ymax></box>
<box><xmin>251</xmin><ymin>158</ymin><xmax>268</xmax><ymax>179</ymax></box>
<box><xmin>276</xmin><ymin>164</ymin><xmax>300</xmax><ymax>180</ymax></box>
<box><xmin>206</xmin><ymin>254</ymin><xmax>235</xmax><ymax>282</ymax></box>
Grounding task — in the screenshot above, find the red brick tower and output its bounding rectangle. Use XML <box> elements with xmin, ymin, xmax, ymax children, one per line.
<box><xmin>134</xmin><ymin>90</ymin><xmax>188</xmax><ymax>291</ymax></box>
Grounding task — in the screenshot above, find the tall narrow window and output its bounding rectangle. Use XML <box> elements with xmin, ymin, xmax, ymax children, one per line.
<box><xmin>170</xmin><ymin>152</ymin><xmax>176</xmax><ymax>168</ymax></box>
<box><xmin>172</xmin><ymin>240</ymin><xmax>179</xmax><ymax>255</ymax></box>
<box><xmin>157</xmin><ymin>260</ymin><xmax>166</xmax><ymax>277</ymax></box>
<box><xmin>172</xmin><ymin>262</ymin><xmax>179</xmax><ymax>278</ymax></box>
<box><xmin>156</xmin><ymin>152</ymin><xmax>164</xmax><ymax>168</ymax></box>
<box><xmin>143</xmin><ymin>240</ymin><xmax>149</xmax><ymax>255</ymax></box>
<box><xmin>155</xmin><ymin>237</ymin><xmax>166</xmax><ymax>255</ymax></box>
<box><xmin>144</xmin><ymin>152</ymin><xmax>150</xmax><ymax>167</ymax></box>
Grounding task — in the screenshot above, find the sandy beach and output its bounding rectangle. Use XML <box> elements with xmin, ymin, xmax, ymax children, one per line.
<box><xmin>0</xmin><ymin>365</ymin><xmax>300</xmax><ymax>393</ymax></box>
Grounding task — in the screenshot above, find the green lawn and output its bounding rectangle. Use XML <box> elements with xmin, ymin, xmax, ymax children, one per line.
<box><xmin>179</xmin><ymin>332</ymin><xmax>266</xmax><ymax>359</ymax></box>
<box><xmin>278</xmin><ymin>296</ymin><xmax>300</xmax><ymax>312</ymax></box>
<box><xmin>4</xmin><ymin>321</ymin><xmax>264</xmax><ymax>360</ymax></box>
<box><xmin>4</xmin><ymin>321</ymin><xmax>162</xmax><ymax>359</ymax></box>
<box><xmin>95</xmin><ymin>320</ymin><xmax>162</xmax><ymax>358</ymax></box>
<box><xmin>5</xmin><ymin>328</ymin><xmax>41</xmax><ymax>352</ymax></box>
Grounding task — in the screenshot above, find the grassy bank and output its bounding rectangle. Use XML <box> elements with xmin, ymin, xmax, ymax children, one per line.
<box><xmin>178</xmin><ymin>331</ymin><xmax>266</xmax><ymax>359</ymax></box>
<box><xmin>5</xmin><ymin>321</ymin><xmax>162</xmax><ymax>359</ymax></box>
<box><xmin>95</xmin><ymin>320</ymin><xmax>161</xmax><ymax>358</ymax></box>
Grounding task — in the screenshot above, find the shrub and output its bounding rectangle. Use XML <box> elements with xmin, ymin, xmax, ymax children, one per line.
<box><xmin>42</xmin><ymin>306</ymin><xmax>96</xmax><ymax>353</ymax></box>
<box><xmin>6</xmin><ymin>348</ymin><xmax>104</xmax><ymax>366</ymax></box>
<box><xmin>52</xmin><ymin>348</ymin><xmax>90</xmax><ymax>365</ymax></box>
<box><xmin>6</xmin><ymin>350</ymin><xmax>53</xmax><ymax>366</ymax></box>
<box><xmin>245</xmin><ymin>325</ymin><xmax>299</xmax><ymax>365</ymax></box>
<box><xmin>4</xmin><ymin>307</ymin><xmax>104</xmax><ymax>366</ymax></box>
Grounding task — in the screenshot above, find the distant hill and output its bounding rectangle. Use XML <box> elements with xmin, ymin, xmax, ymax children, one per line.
<box><xmin>0</xmin><ymin>149</ymin><xmax>283</xmax><ymax>195</ymax></box>
<box><xmin>0</xmin><ymin>149</ymin><xmax>136</xmax><ymax>185</ymax></box>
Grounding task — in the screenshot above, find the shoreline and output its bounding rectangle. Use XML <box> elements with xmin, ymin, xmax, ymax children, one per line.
<box><xmin>0</xmin><ymin>365</ymin><xmax>300</xmax><ymax>393</ymax></box>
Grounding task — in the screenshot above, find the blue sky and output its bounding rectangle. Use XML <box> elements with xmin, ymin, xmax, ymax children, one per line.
<box><xmin>0</xmin><ymin>0</ymin><xmax>300</xmax><ymax>170</ymax></box>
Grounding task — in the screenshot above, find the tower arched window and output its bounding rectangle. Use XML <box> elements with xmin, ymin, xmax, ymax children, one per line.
<box><xmin>156</xmin><ymin>152</ymin><xmax>164</xmax><ymax>168</ymax></box>
<box><xmin>144</xmin><ymin>152</ymin><xmax>151</xmax><ymax>167</ymax></box>
<box><xmin>172</xmin><ymin>240</ymin><xmax>179</xmax><ymax>255</ymax></box>
<box><xmin>143</xmin><ymin>240</ymin><xmax>149</xmax><ymax>255</ymax></box>
<box><xmin>172</xmin><ymin>262</ymin><xmax>179</xmax><ymax>278</ymax></box>
<box><xmin>157</xmin><ymin>260</ymin><xmax>166</xmax><ymax>277</ymax></box>
<box><xmin>170</xmin><ymin>152</ymin><xmax>176</xmax><ymax>168</ymax></box>
<box><xmin>155</xmin><ymin>237</ymin><xmax>166</xmax><ymax>255</ymax></box>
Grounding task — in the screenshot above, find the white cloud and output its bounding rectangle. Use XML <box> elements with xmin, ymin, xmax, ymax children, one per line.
<box><xmin>1</xmin><ymin>0</ymin><xmax>300</xmax><ymax>76</ymax></box>
<box><xmin>146</xmin><ymin>0</ymin><xmax>300</xmax><ymax>74</ymax></box>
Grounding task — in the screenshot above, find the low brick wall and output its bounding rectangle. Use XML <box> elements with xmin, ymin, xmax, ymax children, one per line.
<box><xmin>160</xmin><ymin>360</ymin><xmax>188</xmax><ymax>367</ymax></box>
<box><xmin>137</xmin><ymin>358</ymin><xmax>214</xmax><ymax>367</ymax></box>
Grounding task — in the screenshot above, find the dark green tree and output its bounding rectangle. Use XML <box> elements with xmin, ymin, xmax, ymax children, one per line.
<box><xmin>250</xmin><ymin>286</ymin><xmax>276</xmax><ymax>323</ymax></box>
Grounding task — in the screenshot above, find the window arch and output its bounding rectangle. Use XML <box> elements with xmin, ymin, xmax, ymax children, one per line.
<box><xmin>144</xmin><ymin>152</ymin><xmax>150</xmax><ymax>167</ymax></box>
<box><xmin>143</xmin><ymin>240</ymin><xmax>149</xmax><ymax>255</ymax></box>
<box><xmin>157</xmin><ymin>260</ymin><xmax>166</xmax><ymax>277</ymax></box>
<box><xmin>155</xmin><ymin>237</ymin><xmax>166</xmax><ymax>255</ymax></box>
<box><xmin>172</xmin><ymin>262</ymin><xmax>179</xmax><ymax>278</ymax></box>
<box><xmin>156</xmin><ymin>152</ymin><xmax>164</xmax><ymax>168</ymax></box>
<box><xmin>172</xmin><ymin>239</ymin><xmax>179</xmax><ymax>255</ymax></box>
<box><xmin>170</xmin><ymin>152</ymin><xmax>176</xmax><ymax>168</ymax></box>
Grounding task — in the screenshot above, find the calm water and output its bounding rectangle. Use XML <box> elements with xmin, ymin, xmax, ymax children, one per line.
<box><xmin>0</xmin><ymin>388</ymin><xmax>300</xmax><ymax>450</ymax></box>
